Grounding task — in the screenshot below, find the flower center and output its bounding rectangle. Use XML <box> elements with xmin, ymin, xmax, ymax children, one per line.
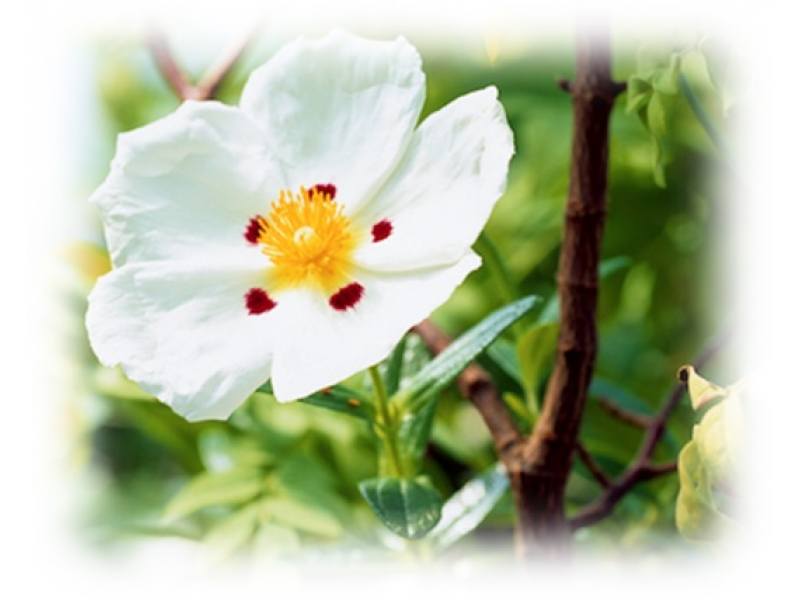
<box><xmin>255</xmin><ymin>186</ymin><xmax>360</xmax><ymax>292</ymax></box>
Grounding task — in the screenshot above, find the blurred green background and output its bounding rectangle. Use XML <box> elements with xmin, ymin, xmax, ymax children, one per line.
<box><xmin>61</xmin><ymin>24</ymin><xmax>734</xmax><ymax>568</ymax></box>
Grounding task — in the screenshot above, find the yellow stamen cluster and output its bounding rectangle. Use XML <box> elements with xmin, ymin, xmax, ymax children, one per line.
<box><xmin>257</xmin><ymin>187</ymin><xmax>360</xmax><ymax>292</ymax></box>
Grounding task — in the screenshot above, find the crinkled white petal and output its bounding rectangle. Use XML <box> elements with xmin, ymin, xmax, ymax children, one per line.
<box><xmin>93</xmin><ymin>100</ymin><xmax>286</xmax><ymax>268</ymax></box>
<box><xmin>269</xmin><ymin>253</ymin><xmax>481</xmax><ymax>402</ymax></box>
<box><xmin>87</xmin><ymin>261</ymin><xmax>285</xmax><ymax>421</ymax></box>
<box><xmin>354</xmin><ymin>87</ymin><xmax>514</xmax><ymax>271</ymax></box>
<box><xmin>240</xmin><ymin>29</ymin><xmax>425</xmax><ymax>213</ymax></box>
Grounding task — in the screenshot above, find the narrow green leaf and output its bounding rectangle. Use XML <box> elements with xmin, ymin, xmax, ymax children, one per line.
<box><xmin>474</xmin><ymin>232</ymin><xmax>520</xmax><ymax>307</ymax></box>
<box><xmin>260</xmin><ymin>497</ymin><xmax>344</xmax><ymax>538</ymax></box>
<box><xmin>163</xmin><ymin>467</ymin><xmax>264</xmax><ymax>522</ymax></box>
<box><xmin>647</xmin><ymin>91</ymin><xmax>669</xmax><ymax>136</ymax></box>
<box><xmin>651</xmin><ymin>134</ymin><xmax>667</xmax><ymax>188</ymax></box>
<box><xmin>480</xmin><ymin>337</ymin><xmax>524</xmax><ymax>389</ymax></box>
<box><xmin>626</xmin><ymin>75</ymin><xmax>653</xmax><ymax>112</ymax></box>
<box><xmin>501</xmin><ymin>391</ymin><xmax>535</xmax><ymax>428</ymax></box>
<box><xmin>202</xmin><ymin>504</ymin><xmax>260</xmax><ymax>564</ymax></box>
<box><xmin>396</xmin><ymin>398</ymin><xmax>439</xmax><ymax>473</ymax></box>
<box><xmin>427</xmin><ymin>463</ymin><xmax>509</xmax><ymax>551</ymax></box>
<box><xmin>384</xmin><ymin>334</ymin><xmax>408</xmax><ymax>397</ymax></box>
<box><xmin>396</xmin><ymin>295</ymin><xmax>540</xmax><ymax>414</ymax></box>
<box><xmin>359</xmin><ymin>476</ymin><xmax>443</xmax><ymax>539</ymax></box>
<box><xmin>517</xmin><ymin>322</ymin><xmax>559</xmax><ymax>415</ymax></box>
<box><xmin>252</xmin><ymin>522</ymin><xmax>301</xmax><ymax>557</ymax></box>
<box><xmin>299</xmin><ymin>385</ymin><xmax>374</xmax><ymax>421</ymax></box>
<box><xmin>599</xmin><ymin>256</ymin><xmax>633</xmax><ymax>279</ymax></box>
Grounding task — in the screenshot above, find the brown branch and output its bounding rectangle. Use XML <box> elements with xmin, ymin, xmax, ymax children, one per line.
<box><xmin>596</xmin><ymin>398</ymin><xmax>652</xmax><ymax>428</ymax></box>
<box><xmin>147</xmin><ymin>26</ymin><xmax>253</xmax><ymax>101</ymax></box>
<box><xmin>147</xmin><ymin>29</ymin><xmax>194</xmax><ymax>100</ymax></box>
<box><xmin>510</xmin><ymin>26</ymin><xmax>620</xmax><ymax>558</ymax></box>
<box><xmin>411</xmin><ymin>319</ymin><xmax>522</xmax><ymax>465</ymax></box>
<box><xmin>569</xmin><ymin>329</ymin><xmax>730</xmax><ymax>530</ymax></box>
<box><xmin>195</xmin><ymin>32</ymin><xmax>254</xmax><ymax>99</ymax></box>
<box><xmin>574</xmin><ymin>442</ymin><xmax>610</xmax><ymax>488</ymax></box>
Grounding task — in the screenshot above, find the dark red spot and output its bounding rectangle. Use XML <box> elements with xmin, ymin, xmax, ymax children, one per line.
<box><xmin>371</xmin><ymin>219</ymin><xmax>393</xmax><ymax>242</ymax></box>
<box><xmin>245</xmin><ymin>288</ymin><xmax>277</xmax><ymax>315</ymax></box>
<box><xmin>244</xmin><ymin>216</ymin><xmax>264</xmax><ymax>244</ymax></box>
<box><xmin>329</xmin><ymin>282</ymin><xmax>364</xmax><ymax>311</ymax></box>
<box><xmin>310</xmin><ymin>183</ymin><xmax>336</xmax><ymax>200</ymax></box>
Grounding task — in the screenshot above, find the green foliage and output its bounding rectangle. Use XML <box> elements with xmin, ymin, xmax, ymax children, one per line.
<box><xmin>359</xmin><ymin>477</ymin><xmax>444</xmax><ymax>540</ymax></box>
<box><xmin>425</xmin><ymin>462</ymin><xmax>509</xmax><ymax>552</ymax></box>
<box><xmin>66</xmin><ymin>28</ymin><xmax>728</xmax><ymax>564</ymax></box>
<box><xmin>395</xmin><ymin>295</ymin><xmax>540</xmax><ymax>415</ymax></box>
<box><xmin>626</xmin><ymin>48</ymin><xmax>683</xmax><ymax>186</ymax></box>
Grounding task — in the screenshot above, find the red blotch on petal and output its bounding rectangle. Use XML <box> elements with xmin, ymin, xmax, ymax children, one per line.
<box><xmin>371</xmin><ymin>219</ymin><xmax>393</xmax><ymax>242</ymax></box>
<box><xmin>310</xmin><ymin>183</ymin><xmax>337</xmax><ymax>200</ymax></box>
<box><xmin>329</xmin><ymin>282</ymin><xmax>364</xmax><ymax>311</ymax></box>
<box><xmin>245</xmin><ymin>288</ymin><xmax>277</xmax><ymax>315</ymax></box>
<box><xmin>244</xmin><ymin>216</ymin><xmax>264</xmax><ymax>244</ymax></box>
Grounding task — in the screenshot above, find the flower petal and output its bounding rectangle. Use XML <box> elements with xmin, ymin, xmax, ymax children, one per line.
<box><xmin>354</xmin><ymin>87</ymin><xmax>513</xmax><ymax>271</ymax></box>
<box><xmin>87</xmin><ymin>261</ymin><xmax>284</xmax><ymax>421</ymax></box>
<box><xmin>93</xmin><ymin>101</ymin><xmax>285</xmax><ymax>268</ymax></box>
<box><xmin>240</xmin><ymin>29</ymin><xmax>425</xmax><ymax>213</ymax></box>
<box><xmin>269</xmin><ymin>253</ymin><xmax>481</xmax><ymax>402</ymax></box>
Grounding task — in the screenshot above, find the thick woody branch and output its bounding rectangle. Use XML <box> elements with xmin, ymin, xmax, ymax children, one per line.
<box><xmin>411</xmin><ymin>319</ymin><xmax>522</xmax><ymax>465</ymax></box>
<box><xmin>512</xmin><ymin>27</ymin><xmax>621</xmax><ymax>557</ymax></box>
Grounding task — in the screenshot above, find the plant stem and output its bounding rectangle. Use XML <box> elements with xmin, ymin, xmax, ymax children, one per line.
<box><xmin>678</xmin><ymin>72</ymin><xmax>726</xmax><ymax>155</ymax></box>
<box><xmin>369</xmin><ymin>365</ymin><xmax>404</xmax><ymax>478</ymax></box>
<box><xmin>512</xmin><ymin>26</ymin><xmax>618</xmax><ymax>559</ymax></box>
<box><xmin>475</xmin><ymin>233</ymin><xmax>519</xmax><ymax>307</ymax></box>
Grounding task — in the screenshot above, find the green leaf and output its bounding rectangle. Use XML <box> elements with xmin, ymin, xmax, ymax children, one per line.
<box><xmin>396</xmin><ymin>399</ymin><xmax>439</xmax><ymax>474</ymax></box>
<box><xmin>252</xmin><ymin>521</ymin><xmax>301</xmax><ymax>557</ymax></box>
<box><xmin>647</xmin><ymin>91</ymin><xmax>669</xmax><ymax>136</ymax></box>
<box><xmin>359</xmin><ymin>476</ymin><xmax>444</xmax><ymax>539</ymax></box>
<box><xmin>202</xmin><ymin>503</ymin><xmax>260</xmax><ymax>564</ymax></box>
<box><xmin>384</xmin><ymin>334</ymin><xmax>408</xmax><ymax>397</ymax></box>
<box><xmin>651</xmin><ymin>134</ymin><xmax>667</xmax><ymax>188</ymax></box>
<box><xmin>163</xmin><ymin>467</ymin><xmax>264</xmax><ymax>522</ymax></box>
<box><xmin>427</xmin><ymin>462</ymin><xmax>509</xmax><ymax>551</ymax></box>
<box><xmin>626</xmin><ymin>75</ymin><xmax>653</xmax><ymax>112</ymax></box>
<box><xmin>395</xmin><ymin>295</ymin><xmax>540</xmax><ymax>414</ymax></box>
<box><xmin>481</xmin><ymin>337</ymin><xmax>523</xmax><ymax>387</ymax></box>
<box><xmin>652</xmin><ymin>53</ymin><xmax>682</xmax><ymax>94</ymax></box>
<box><xmin>298</xmin><ymin>385</ymin><xmax>374</xmax><ymax>421</ymax></box>
<box><xmin>260</xmin><ymin>497</ymin><xmax>344</xmax><ymax>538</ymax></box>
<box><xmin>516</xmin><ymin>322</ymin><xmax>559</xmax><ymax>415</ymax></box>
<box><xmin>599</xmin><ymin>255</ymin><xmax>633</xmax><ymax>279</ymax></box>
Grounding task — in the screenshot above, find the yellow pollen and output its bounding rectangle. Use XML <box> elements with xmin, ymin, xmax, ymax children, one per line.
<box><xmin>256</xmin><ymin>187</ymin><xmax>360</xmax><ymax>292</ymax></box>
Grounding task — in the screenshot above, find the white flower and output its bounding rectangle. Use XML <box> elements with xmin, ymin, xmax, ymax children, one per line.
<box><xmin>86</xmin><ymin>30</ymin><xmax>514</xmax><ymax>421</ymax></box>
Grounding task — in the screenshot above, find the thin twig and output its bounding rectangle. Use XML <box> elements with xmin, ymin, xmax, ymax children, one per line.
<box><xmin>569</xmin><ymin>329</ymin><xmax>731</xmax><ymax>530</ymax></box>
<box><xmin>575</xmin><ymin>442</ymin><xmax>610</xmax><ymax>488</ymax></box>
<box><xmin>147</xmin><ymin>28</ymin><xmax>194</xmax><ymax>100</ymax></box>
<box><xmin>411</xmin><ymin>319</ymin><xmax>522</xmax><ymax>464</ymax></box>
<box><xmin>195</xmin><ymin>31</ymin><xmax>254</xmax><ymax>99</ymax></box>
<box><xmin>147</xmin><ymin>26</ymin><xmax>254</xmax><ymax>101</ymax></box>
<box><xmin>596</xmin><ymin>398</ymin><xmax>652</xmax><ymax>428</ymax></box>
